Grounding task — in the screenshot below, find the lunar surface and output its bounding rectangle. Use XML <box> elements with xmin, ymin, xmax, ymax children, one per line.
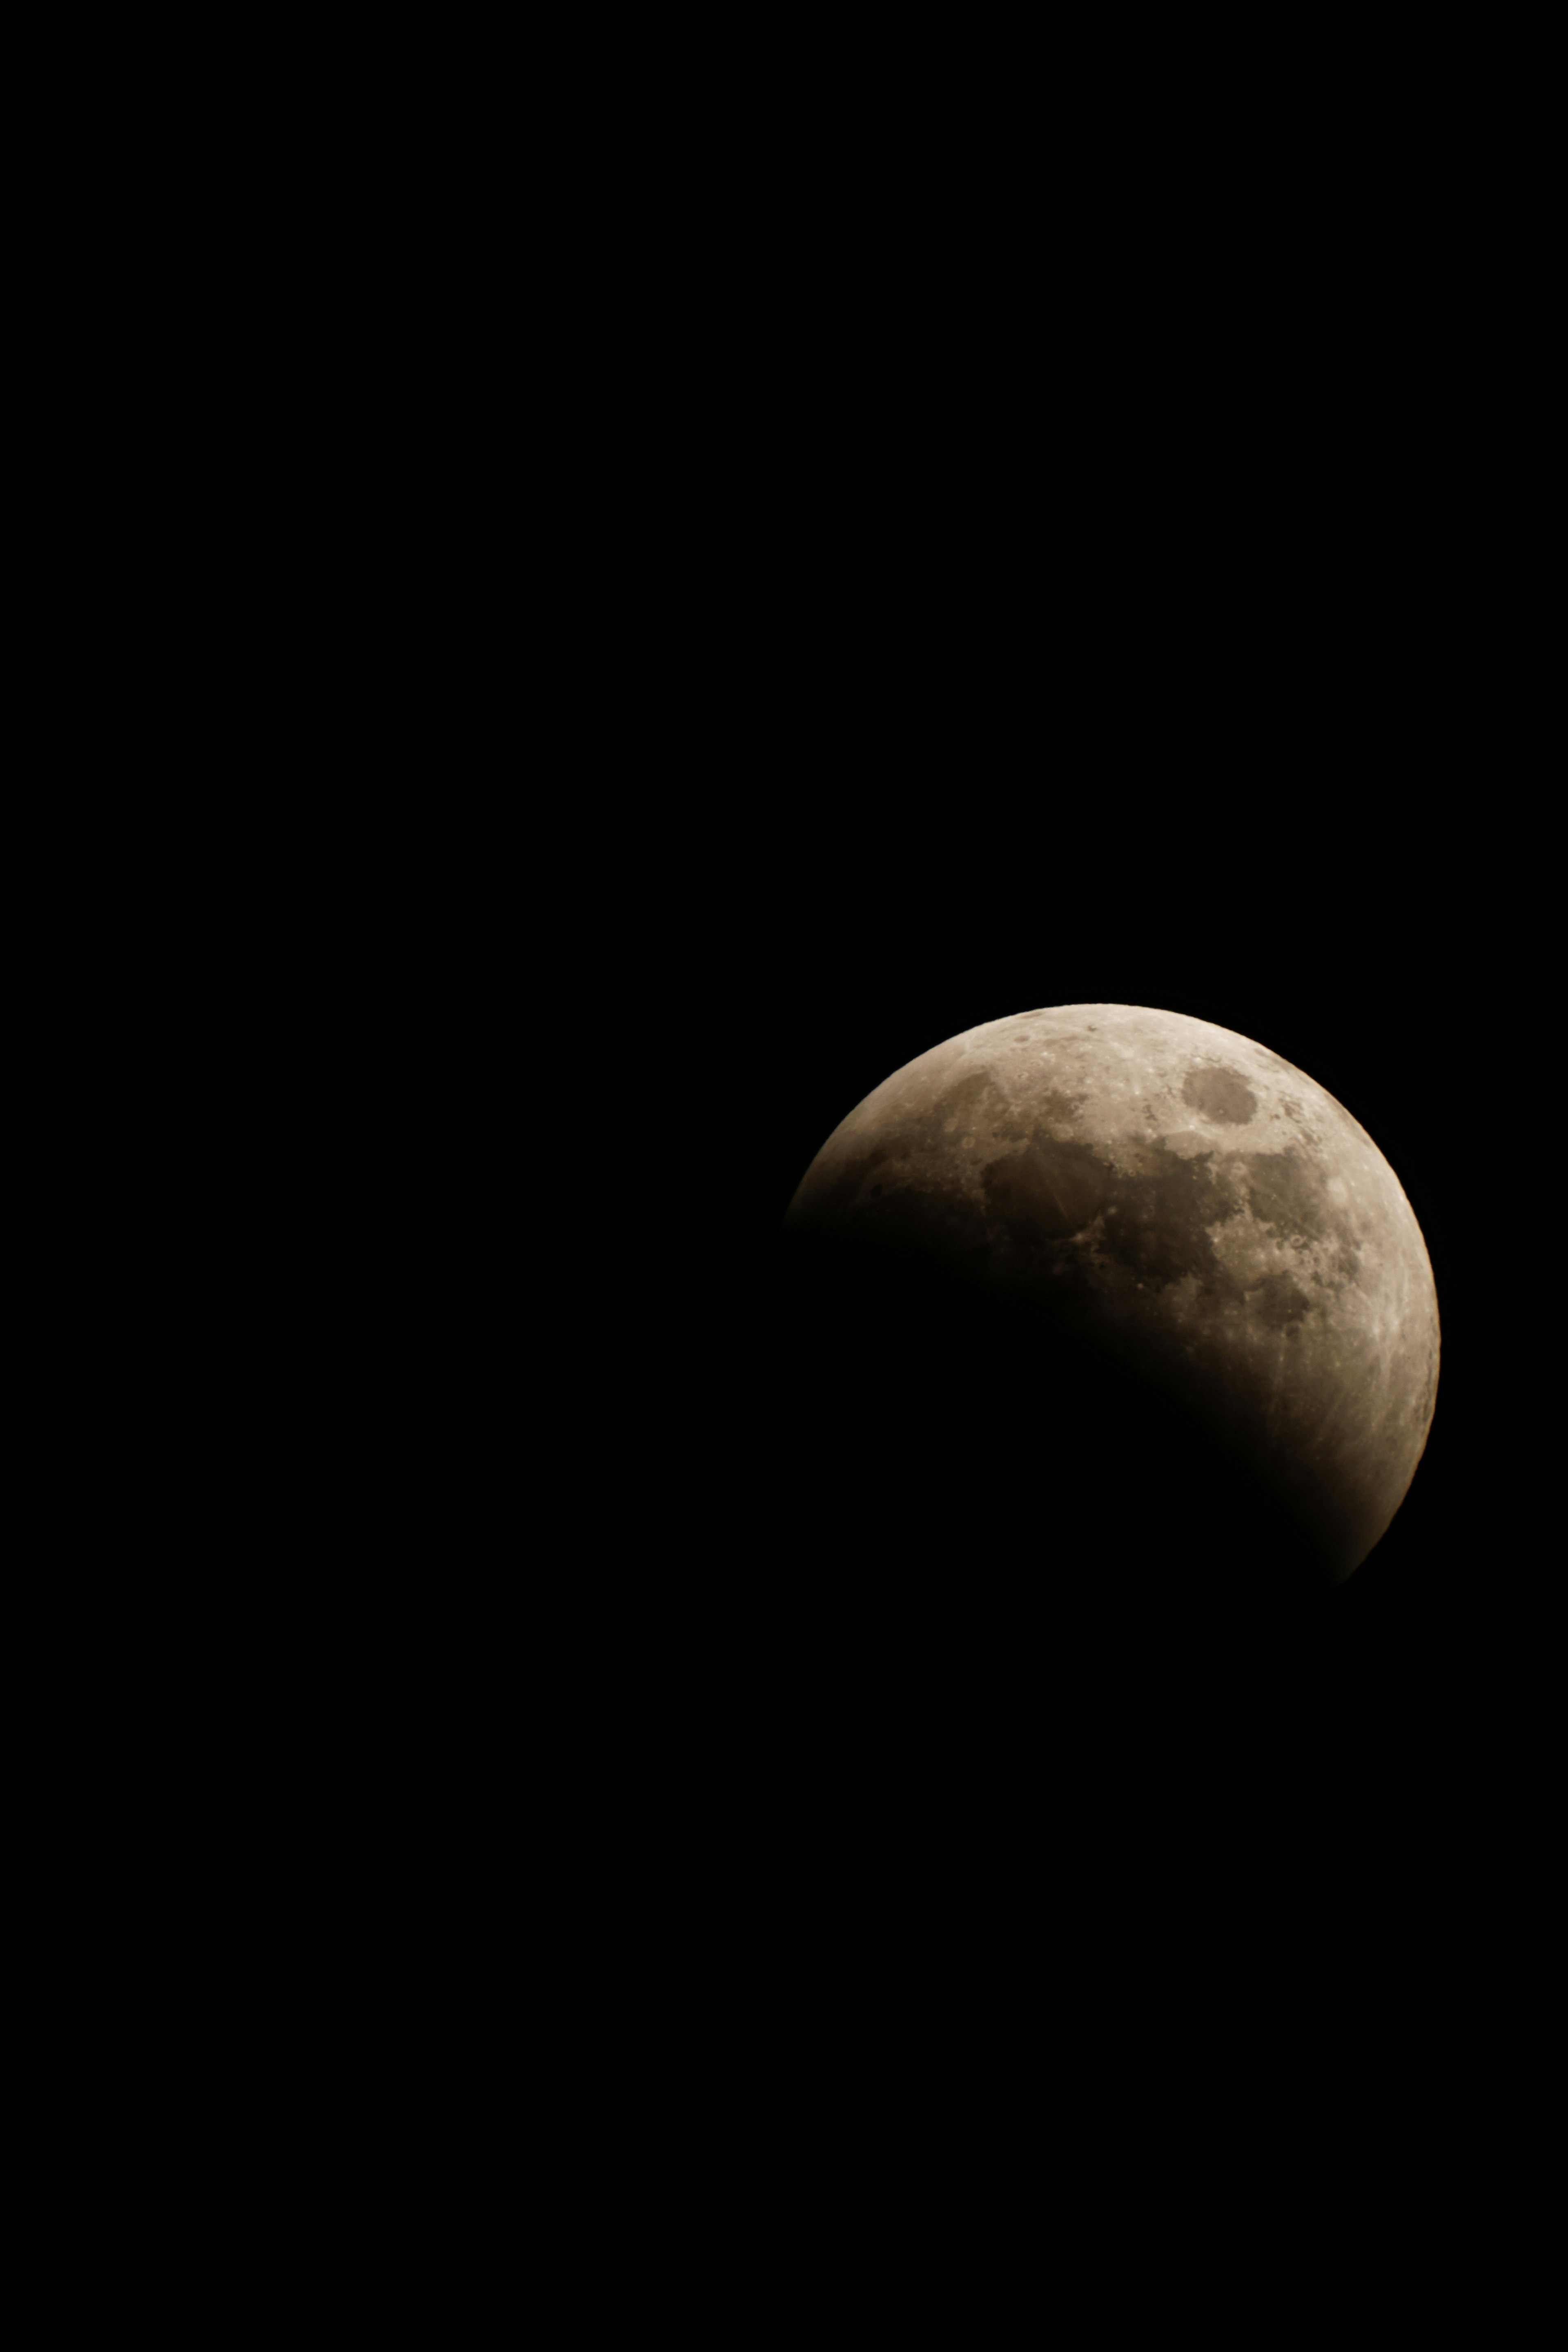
<box><xmin>773</xmin><ymin>1004</ymin><xmax>1439</xmax><ymax>1627</ymax></box>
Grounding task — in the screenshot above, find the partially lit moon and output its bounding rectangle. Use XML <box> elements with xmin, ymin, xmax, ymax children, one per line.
<box><xmin>774</xmin><ymin>1004</ymin><xmax>1439</xmax><ymax>1627</ymax></box>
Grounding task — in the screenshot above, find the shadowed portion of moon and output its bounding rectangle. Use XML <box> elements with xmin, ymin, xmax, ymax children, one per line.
<box><xmin>981</xmin><ymin>1134</ymin><xmax>1107</xmax><ymax>1241</ymax></box>
<box><xmin>767</xmin><ymin>1003</ymin><xmax>1439</xmax><ymax>1682</ymax></box>
<box><xmin>769</xmin><ymin>1216</ymin><xmax>1329</xmax><ymax>1668</ymax></box>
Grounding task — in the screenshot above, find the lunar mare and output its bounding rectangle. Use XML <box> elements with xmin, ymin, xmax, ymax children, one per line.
<box><xmin>778</xmin><ymin>1004</ymin><xmax>1439</xmax><ymax>1592</ymax></box>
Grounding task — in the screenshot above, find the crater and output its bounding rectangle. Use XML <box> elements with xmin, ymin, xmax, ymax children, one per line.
<box><xmin>1182</xmin><ymin>1064</ymin><xmax>1258</xmax><ymax>1126</ymax></box>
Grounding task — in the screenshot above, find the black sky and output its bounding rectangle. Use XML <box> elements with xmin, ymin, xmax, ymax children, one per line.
<box><xmin>537</xmin><ymin>38</ymin><xmax>1556</xmax><ymax>2267</ymax></box>
<box><xmin>609</xmin><ymin>118</ymin><xmax>1548</xmax><ymax>2092</ymax></box>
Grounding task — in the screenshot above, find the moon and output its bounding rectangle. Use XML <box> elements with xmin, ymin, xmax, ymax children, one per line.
<box><xmin>773</xmin><ymin>1004</ymin><xmax>1439</xmax><ymax>1630</ymax></box>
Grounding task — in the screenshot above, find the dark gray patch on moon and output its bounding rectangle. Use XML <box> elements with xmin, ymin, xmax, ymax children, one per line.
<box><xmin>815</xmin><ymin>1138</ymin><xmax>895</xmax><ymax>1221</ymax></box>
<box><xmin>855</xmin><ymin>1175</ymin><xmax>992</xmax><ymax>1265</ymax></box>
<box><xmin>1244</xmin><ymin>1268</ymin><xmax>1314</xmax><ymax>1330</ymax></box>
<box><xmin>1244</xmin><ymin>1149</ymin><xmax>1335</xmax><ymax>1245</ymax></box>
<box><xmin>1098</xmin><ymin>1140</ymin><xmax>1231</xmax><ymax>1291</ymax></box>
<box><xmin>920</xmin><ymin>1067</ymin><xmax>1027</xmax><ymax>1146</ymax></box>
<box><xmin>1182</xmin><ymin>1065</ymin><xmax>1258</xmax><ymax>1125</ymax></box>
<box><xmin>1036</xmin><ymin>1086</ymin><xmax>1087</xmax><ymax>1127</ymax></box>
<box><xmin>982</xmin><ymin>1135</ymin><xmax>1108</xmax><ymax>1241</ymax></box>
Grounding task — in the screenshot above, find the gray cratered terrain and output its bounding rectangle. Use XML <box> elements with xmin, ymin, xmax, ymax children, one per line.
<box><xmin>777</xmin><ymin>1004</ymin><xmax>1439</xmax><ymax>1601</ymax></box>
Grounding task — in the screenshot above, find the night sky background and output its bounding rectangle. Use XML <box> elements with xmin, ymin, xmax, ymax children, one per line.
<box><xmin>49</xmin><ymin>18</ymin><xmax>1548</xmax><ymax>2295</ymax></box>
<box><xmin>584</xmin><ymin>51</ymin><xmax>1546</xmax><ymax>2232</ymax></box>
<box><xmin>624</xmin><ymin>314</ymin><xmax>1538</xmax><ymax>2105</ymax></box>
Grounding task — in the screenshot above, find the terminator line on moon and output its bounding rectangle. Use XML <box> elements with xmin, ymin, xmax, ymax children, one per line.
<box><xmin>779</xmin><ymin>1004</ymin><xmax>1439</xmax><ymax>1593</ymax></box>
